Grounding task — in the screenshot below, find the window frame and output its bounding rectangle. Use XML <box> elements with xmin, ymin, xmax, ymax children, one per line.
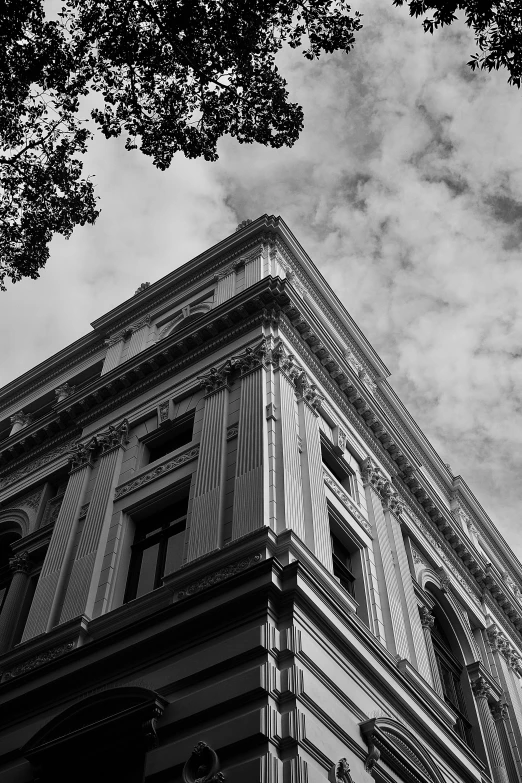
<box><xmin>320</xmin><ymin>434</ymin><xmax>359</xmax><ymax>503</ymax></box>
<box><xmin>140</xmin><ymin>409</ymin><xmax>196</xmax><ymax>467</ymax></box>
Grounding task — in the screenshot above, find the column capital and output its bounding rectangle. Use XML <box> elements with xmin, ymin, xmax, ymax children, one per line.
<box><xmin>9</xmin><ymin>550</ymin><xmax>32</xmax><ymax>574</ymax></box>
<box><xmin>54</xmin><ymin>383</ymin><xmax>76</xmax><ymax>402</ymax></box>
<box><xmin>472</xmin><ymin>676</ymin><xmax>492</xmax><ymax>700</ymax></box>
<box><xmin>199</xmin><ymin>361</ymin><xmax>234</xmax><ymax>394</ymax></box>
<box><xmin>97</xmin><ymin>419</ymin><xmax>129</xmax><ymax>456</ymax></box>
<box><xmin>491</xmin><ymin>702</ymin><xmax>509</xmax><ymax>722</ymax></box>
<box><xmin>68</xmin><ymin>439</ymin><xmax>97</xmax><ymax>472</ymax></box>
<box><xmin>419</xmin><ymin>606</ymin><xmax>435</xmax><ymax>629</ymax></box>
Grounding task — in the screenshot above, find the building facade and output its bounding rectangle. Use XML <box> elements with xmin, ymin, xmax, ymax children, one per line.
<box><xmin>1</xmin><ymin>215</ymin><xmax>522</xmax><ymax>783</ymax></box>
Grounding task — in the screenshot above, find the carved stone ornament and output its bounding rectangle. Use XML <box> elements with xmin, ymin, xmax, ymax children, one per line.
<box><xmin>235</xmin><ymin>218</ymin><xmax>252</xmax><ymax>232</ymax></box>
<box><xmin>199</xmin><ymin>360</ymin><xmax>235</xmax><ymax>393</ymax></box>
<box><xmin>135</xmin><ymin>282</ymin><xmax>151</xmax><ymax>294</ymax></box>
<box><xmin>9</xmin><ymin>551</ymin><xmax>31</xmax><ymax>574</ymax></box>
<box><xmin>177</xmin><ymin>554</ymin><xmax>262</xmax><ymax>599</ymax></box>
<box><xmin>487</xmin><ymin>626</ymin><xmax>522</xmax><ymax>676</ymax></box>
<box><xmin>68</xmin><ymin>439</ymin><xmax>97</xmax><ymax>471</ymax></box>
<box><xmin>471</xmin><ymin>677</ymin><xmax>491</xmax><ymax>700</ymax></box>
<box><xmin>336</xmin><ymin>427</ymin><xmax>347</xmax><ymax>453</ymax></box>
<box><xmin>10</xmin><ymin>410</ymin><xmax>33</xmax><ymax>431</ymax></box>
<box><xmin>334</xmin><ymin>758</ymin><xmax>355</xmax><ymax>783</ymax></box>
<box><xmin>323</xmin><ymin>470</ymin><xmax>372</xmax><ymax>535</ymax></box>
<box><xmin>54</xmin><ymin>383</ymin><xmax>76</xmax><ymax>402</ymax></box>
<box><xmin>0</xmin><ymin>439</ymin><xmax>77</xmax><ymax>491</ymax></box>
<box><xmin>158</xmin><ymin>400</ymin><xmax>170</xmax><ymax>423</ymax></box>
<box><xmin>364</xmin><ymin>740</ymin><xmax>381</xmax><ymax>773</ymax></box>
<box><xmin>115</xmin><ymin>445</ymin><xmax>200</xmax><ymax>499</ymax></box>
<box><xmin>436</xmin><ymin>567</ymin><xmax>451</xmax><ymax>594</ymax></box>
<box><xmin>361</xmin><ymin>457</ymin><xmax>403</xmax><ymax>516</ymax></box>
<box><xmin>182</xmin><ymin>741</ymin><xmax>225</xmax><ymax>783</ymax></box>
<box><xmin>491</xmin><ymin>702</ymin><xmax>509</xmax><ymax>722</ymax></box>
<box><xmin>419</xmin><ymin>606</ymin><xmax>435</xmax><ymax>629</ymax></box>
<box><xmin>97</xmin><ymin>419</ymin><xmax>129</xmax><ymax>455</ymax></box>
<box><xmin>2</xmin><ymin>642</ymin><xmax>75</xmax><ymax>681</ymax></box>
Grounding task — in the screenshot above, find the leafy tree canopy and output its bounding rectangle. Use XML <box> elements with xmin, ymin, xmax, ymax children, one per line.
<box><xmin>0</xmin><ymin>0</ymin><xmax>520</xmax><ymax>289</ymax></box>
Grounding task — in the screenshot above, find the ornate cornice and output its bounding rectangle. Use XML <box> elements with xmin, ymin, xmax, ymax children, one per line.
<box><xmin>0</xmin><ymin>278</ymin><xmax>287</xmax><ymax>474</ymax></box>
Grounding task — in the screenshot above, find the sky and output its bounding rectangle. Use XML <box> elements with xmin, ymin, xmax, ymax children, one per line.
<box><xmin>1</xmin><ymin>0</ymin><xmax>522</xmax><ymax>561</ymax></box>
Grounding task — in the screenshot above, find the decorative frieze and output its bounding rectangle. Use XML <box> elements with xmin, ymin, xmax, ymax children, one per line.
<box><xmin>115</xmin><ymin>445</ymin><xmax>200</xmax><ymax>499</ymax></box>
<box><xmin>2</xmin><ymin>642</ymin><xmax>75</xmax><ymax>681</ymax></box>
<box><xmin>177</xmin><ymin>554</ymin><xmax>262</xmax><ymax>599</ymax></box>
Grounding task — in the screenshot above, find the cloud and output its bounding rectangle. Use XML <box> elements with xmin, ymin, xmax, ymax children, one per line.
<box><xmin>1</xmin><ymin>0</ymin><xmax>522</xmax><ymax>559</ymax></box>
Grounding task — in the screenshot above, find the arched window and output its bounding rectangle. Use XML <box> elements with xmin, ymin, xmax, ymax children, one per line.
<box><xmin>430</xmin><ymin>604</ymin><xmax>474</xmax><ymax>749</ymax></box>
<box><xmin>23</xmin><ymin>686</ymin><xmax>166</xmax><ymax>783</ymax></box>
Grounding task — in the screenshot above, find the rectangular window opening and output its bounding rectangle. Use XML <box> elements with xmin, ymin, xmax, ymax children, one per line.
<box><xmin>124</xmin><ymin>494</ymin><xmax>188</xmax><ymax>604</ymax></box>
<box><xmin>144</xmin><ymin>410</ymin><xmax>195</xmax><ymax>465</ymax></box>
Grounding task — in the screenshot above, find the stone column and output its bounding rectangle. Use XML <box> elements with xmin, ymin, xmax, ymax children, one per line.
<box><xmin>232</xmin><ymin>346</ymin><xmax>269</xmax><ymax>540</ymax></box>
<box><xmin>386</xmin><ymin>498</ymin><xmax>432</xmax><ymax>680</ymax></box>
<box><xmin>21</xmin><ymin>441</ymin><xmax>95</xmax><ymax>640</ymax></box>
<box><xmin>363</xmin><ymin>459</ymin><xmax>407</xmax><ymax>659</ymax></box>
<box><xmin>102</xmin><ymin>335</ymin><xmax>125</xmax><ymax>375</ymax></box>
<box><xmin>419</xmin><ymin>607</ymin><xmax>445</xmax><ymax>697</ymax></box>
<box><xmin>0</xmin><ymin>552</ymin><xmax>32</xmax><ymax>654</ymax></box>
<box><xmin>492</xmin><ymin>703</ymin><xmax>521</xmax><ymax>783</ymax></box>
<box><xmin>296</xmin><ymin>377</ymin><xmax>333</xmax><ymax>570</ymax></box>
<box><xmin>273</xmin><ymin>346</ymin><xmax>305</xmax><ymax>540</ymax></box>
<box><xmin>187</xmin><ymin>363</ymin><xmax>231</xmax><ymax>561</ymax></box>
<box><xmin>127</xmin><ymin>315</ymin><xmax>151</xmax><ymax>360</ymax></box>
<box><xmin>215</xmin><ymin>266</ymin><xmax>236</xmax><ymax>305</ymax></box>
<box><xmin>59</xmin><ymin>421</ymin><xmax>128</xmax><ymax>623</ymax></box>
<box><xmin>472</xmin><ymin>678</ymin><xmax>509</xmax><ymax>783</ymax></box>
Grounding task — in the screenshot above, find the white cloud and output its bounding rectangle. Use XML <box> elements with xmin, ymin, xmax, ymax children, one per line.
<box><xmin>2</xmin><ymin>0</ymin><xmax>522</xmax><ymax>560</ymax></box>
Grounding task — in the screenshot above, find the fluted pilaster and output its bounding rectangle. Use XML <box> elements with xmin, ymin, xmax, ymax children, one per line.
<box><xmin>22</xmin><ymin>447</ymin><xmax>94</xmax><ymax>640</ymax></box>
<box><xmin>59</xmin><ymin>421</ymin><xmax>128</xmax><ymax>623</ymax></box>
<box><xmin>101</xmin><ymin>337</ymin><xmax>124</xmax><ymax>375</ymax></box>
<box><xmin>0</xmin><ymin>552</ymin><xmax>32</xmax><ymax>653</ymax></box>
<box><xmin>297</xmin><ymin>384</ymin><xmax>332</xmax><ymax>570</ymax></box>
<box><xmin>275</xmin><ymin>361</ymin><xmax>305</xmax><ymax>540</ymax></box>
<box><xmin>127</xmin><ymin>316</ymin><xmax>151</xmax><ymax>360</ymax></box>
<box><xmin>215</xmin><ymin>267</ymin><xmax>236</xmax><ymax>305</ymax></box>
<box><xmin>492</xmin><ymin>703</ymin><xmax>521</xmax><ymax>783</ymax></box>
<box><xmin>388</xmin><ymin>512</ymin><xmax>432</xmax><ymax>680</ymax></box>
<box><xmin>187</xmin><ymin>367</ymin><xmax>231</xmax><ymax>561</ymax></box>
<box><xmin>244</xmin><ymin>253</ymin><xmax>263</xmax><ymax>288</ymax></box>
<box><xmin>472</xmin><ymin>678</ymin><xmax>509</xmax><ymax>783</ymax></box>
<box><xmin>419</xmin><ymin>608</ymin><xmax>444</xmax><ymax>697</ymax></box>
<box><xmin>232</xmin><ymin>360</ymin><xmax>268</xmax><ymax>540</ymax></box>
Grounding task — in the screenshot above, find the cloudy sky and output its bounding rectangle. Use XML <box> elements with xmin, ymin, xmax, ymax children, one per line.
<box><xmin>2</xmin><ymin>0</ymin><xmax>522</xmax><ymax>560</ymax></box>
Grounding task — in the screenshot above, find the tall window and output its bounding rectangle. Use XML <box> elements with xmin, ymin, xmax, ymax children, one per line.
<box><xmin>321</xmin><ymin>439</ymin><xmax>358</xmax><ymax>501</ymax></box>
<box><xmin>432</xmin><ymin>614</ymin><xmax>474</xmax><ymax>749</ymax></box>
<box><xmin>124</xmin><ymin>496</ymin><xmax>188</xmax><ymax>603</ymax></box>
<box><xmin>331</xmin><ymin>531</ymin><xmax>356</xmax><ymax>598</ymax></box>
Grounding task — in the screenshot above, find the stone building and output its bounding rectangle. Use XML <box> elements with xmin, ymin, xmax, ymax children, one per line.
<box><xmin>1</xmin><ymin>215</ymin><xmax>522</xmax><ymax>783</ymax></box>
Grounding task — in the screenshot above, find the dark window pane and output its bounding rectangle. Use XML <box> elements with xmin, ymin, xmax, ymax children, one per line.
<box><xmin>165</xmin><ymin>529</ymin><xmax>185</xmax><ymax>576</ymax></box>
<box><xmin>135</xmin><ymin>543</ymin><xmax>160</xmax><ymax>598</ymax></box>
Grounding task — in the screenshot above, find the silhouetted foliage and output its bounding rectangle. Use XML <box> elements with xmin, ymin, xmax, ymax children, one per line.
<box><xmin>0</xmin><ymin>0</ymin><xmax>520</xmax><ymax>289</ymax></box>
